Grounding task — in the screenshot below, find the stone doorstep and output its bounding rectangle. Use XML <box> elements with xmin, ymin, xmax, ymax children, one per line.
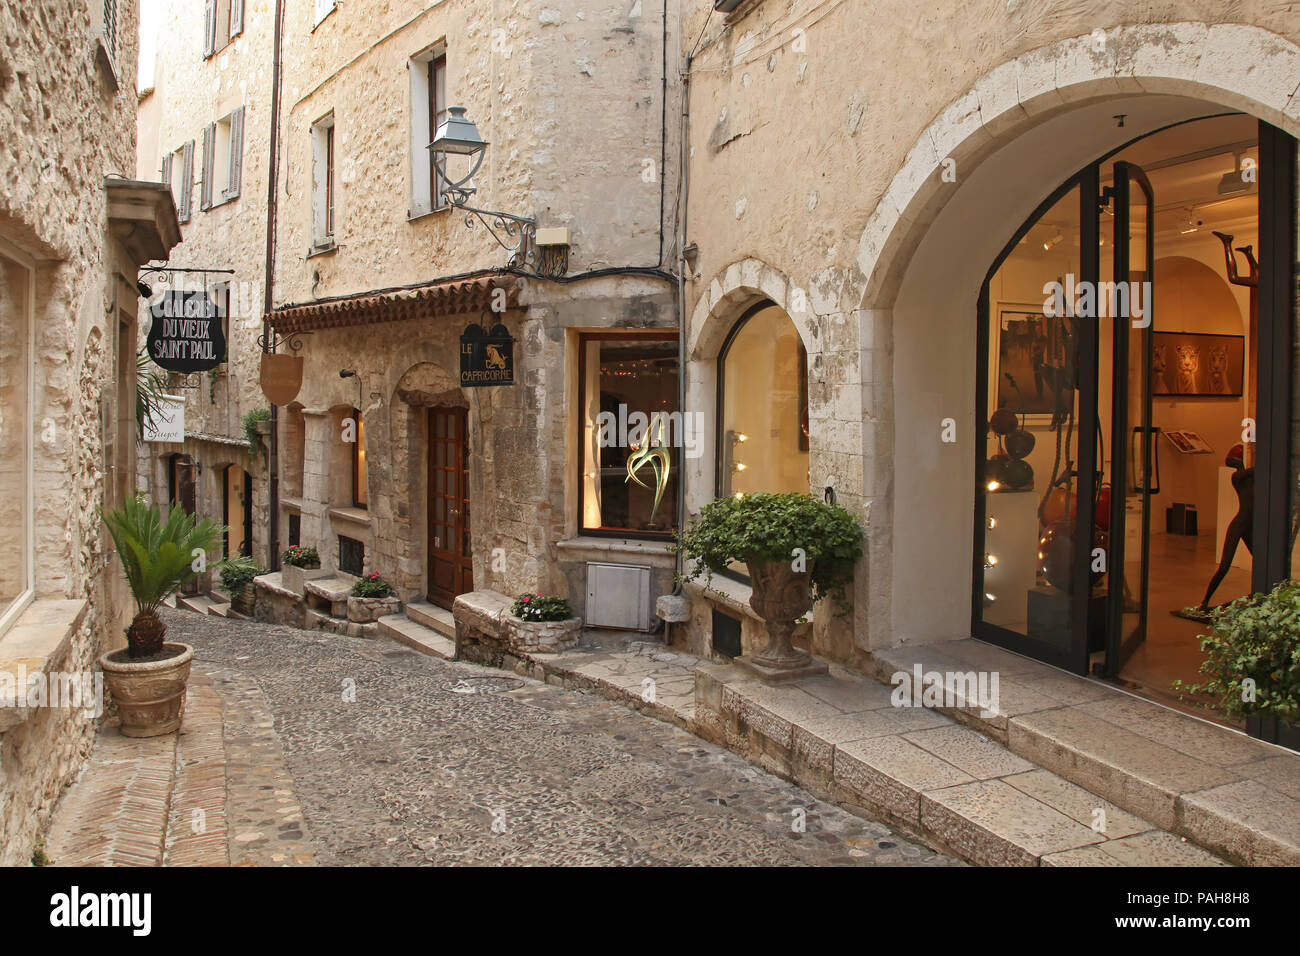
<box><xmin>868</xmin><ymin>639</ymin><xmax>1300</xmax><ymax>867</ymax></box>
<box><xmin>376</xmin><ymin>614</ymin><xmax>455</xmax><ymax>660</ymax></box>
<box><xmin>694</xmin><ymin>664</ymin><xmax>1229</xmax><ymax>867</ymax></box>
<box><xmin>404</xmin><ymin>600</ymin><xmax>456</xmax><ymax>639</ymax></box>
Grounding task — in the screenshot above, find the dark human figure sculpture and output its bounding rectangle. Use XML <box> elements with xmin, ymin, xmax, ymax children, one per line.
<box><xmin>1199</xmin><ymin>444</ymin><xmax>1253</xmax><ymax>611</ymax></box>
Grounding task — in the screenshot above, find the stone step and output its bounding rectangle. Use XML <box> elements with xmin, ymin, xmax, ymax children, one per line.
<box><xmin>693</xmin><ymin>665</ymin><xmax>1232</xmax><ymax>867</ymax></box>
<box><xmin>404</xmin><ymin>600</ymin><xmax>455</xmax><ymax>639</ymax></box>
<box><xmin>377</xmin><ymin>614</ymin><xmax>455</xmax><ymax>660</ymax></box>
<box><xmin>178</xmin><ymin>594</ymin><xmax>220</xmax><ymax>616</ymax></box>
<box><xmin>867</xmin><ymin>640</ymin><xmax>1300</xmax><ymax>866</ymax></box>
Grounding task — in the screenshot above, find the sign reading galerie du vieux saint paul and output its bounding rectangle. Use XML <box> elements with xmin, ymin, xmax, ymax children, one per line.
<box><xmin>459</xmin><ymin>322</ymin><xmax>515</xmax><ymax>387</ymax></box>
<box><xmin>147</xmin><ymin>289</ymin><xmax>226</xmax><ymax>373</ymax></box>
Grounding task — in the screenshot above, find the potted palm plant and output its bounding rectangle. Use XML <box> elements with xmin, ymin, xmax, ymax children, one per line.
<box><xmin>100</xmin><ymin>495</ymin><xmax>224</xmax><ymax>737</ymax></box>
<box><xmin>674</xmin><ymin>492</ymin><xmax>864</xmax><ymax>677</ymax></box>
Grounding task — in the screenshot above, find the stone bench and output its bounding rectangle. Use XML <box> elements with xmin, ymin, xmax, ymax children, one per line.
<box><xmin>451</xmin><ymin>590</ymin><xmax>515</xmax><ymax>666</ymax></box>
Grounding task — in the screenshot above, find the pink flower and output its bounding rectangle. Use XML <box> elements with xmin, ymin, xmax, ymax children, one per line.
<box><xmin>522</xmin><ymin>596</ymin><xmax>530</xmax><ymax>603</ymax></box>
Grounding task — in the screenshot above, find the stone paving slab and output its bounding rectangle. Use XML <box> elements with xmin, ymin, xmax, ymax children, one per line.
<box><xmin>376</xmin><ymin>614</ymin><xmax>455</xmax><ymax>659</ymax></box>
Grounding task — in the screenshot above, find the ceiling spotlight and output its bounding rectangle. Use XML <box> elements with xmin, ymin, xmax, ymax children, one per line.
<box><xmin>1043</xmin><ymin>232</ymin><xmax>1064</xmax><ymax>252</ymax></box>
<box><xmin>1218</xmin><ymin>152</ymin><xmax>1252</xmax><ymax>195</ymax></box>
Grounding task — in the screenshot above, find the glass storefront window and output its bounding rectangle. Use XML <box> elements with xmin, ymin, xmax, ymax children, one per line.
<box><xmin>719</xmin><ymin>303</ymin><xmax>810</xmax><ymax>499</ymax></box>
<box><xmin>579</xmin><ymin>332</ymin><xmax>680</xmax><ymax>536</ymax></box>
<box><xmin>0</xmin><ymin>248</ymin><xmax>34</xmax><ymax>633</ymax></box>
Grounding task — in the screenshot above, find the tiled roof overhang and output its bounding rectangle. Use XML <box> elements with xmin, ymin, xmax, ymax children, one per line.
<box><xmin>268</xmin><ymin>274</ymin><xmax>520</xmax><ymax>334</ymax></box>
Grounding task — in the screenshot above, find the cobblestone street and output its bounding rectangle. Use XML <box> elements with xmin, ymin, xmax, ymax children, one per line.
<box><xmin>142</xmin><ymin>609</ymin><xmax>956</xmax><ymax>866</ymax></box>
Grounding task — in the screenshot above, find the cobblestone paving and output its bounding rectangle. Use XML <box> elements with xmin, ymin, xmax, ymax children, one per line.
<box><xmin>170</xmin><ymin>610</ymin><xmax>959</xmax><ymax>866</ymax></box>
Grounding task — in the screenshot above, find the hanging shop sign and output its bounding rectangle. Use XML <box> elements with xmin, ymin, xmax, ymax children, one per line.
<box><xmin>146</xmin><ymin>290</ymin><xmax>226</xmax><ymax>373</ymax></box>
<box><xmin>142</xmin><ymin>394</ymin><xmax>186</xmax><ymax>443</ymax></box>
<box><xmin>260</xmin><ymin>353</ymin><xmax>304</xmax><ymax>406</ymax></box>
<box><xmin>459</xmin><ymin>322</ymin><xmax>516</xmax><ymax>387</ymax></box>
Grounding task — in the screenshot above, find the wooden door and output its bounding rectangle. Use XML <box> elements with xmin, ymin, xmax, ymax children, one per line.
<box><xmin>427</xmin><ymin>407</ymin><xmax>472</xmax><ymax>608</ymax></box>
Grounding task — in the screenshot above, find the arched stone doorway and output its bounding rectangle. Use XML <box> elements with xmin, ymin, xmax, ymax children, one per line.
<box><xmin>852</xmin><ymin>25</ymin><xmax>1298</xmax><ymax>718</ymax></box>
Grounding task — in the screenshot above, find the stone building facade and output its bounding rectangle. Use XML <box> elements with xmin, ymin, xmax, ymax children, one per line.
<box><xmin>264</xmin><ymin>0</ymin><xmax>684</xmax><ymax>622</ymax></box>
<box><xmin>0</xmin><ymin>0</ymin><xmax>180</xmax><ymax>863</ymax></box>
<box><xmin>675</xmin><ymin>0</ymin><xmax>1300</xmax><ymax>743</ymax></box>
<box><xmin>134</xmin><ymin>0</ymin><xmax>277</xmax><ymax>570</ymax></box>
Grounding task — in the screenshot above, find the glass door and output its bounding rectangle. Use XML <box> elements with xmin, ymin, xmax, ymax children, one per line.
<box><xmin>1104</xmin><ymin>161</ymin><xmax>1156</xmax><ymax>675</ymax></box>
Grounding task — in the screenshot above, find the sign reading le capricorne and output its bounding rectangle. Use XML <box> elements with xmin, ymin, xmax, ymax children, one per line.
<box><xmin>459</xmin><ymin>322</ymin><xmax>515</xmax><ymax>387</ymax></box>
<box><xmin>147</xmin><ymin>290</ymin><xmax>226</xmax><ymax>373</ymax></box>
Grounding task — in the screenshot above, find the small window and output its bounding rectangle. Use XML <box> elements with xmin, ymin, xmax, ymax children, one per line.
<box><xmin>408</xmin><ymin>47</ymin><xmax>447</xmax><ymax>218</ymax></box>
<box><xmin>352</xmin><ymin>406</ymin><xmax>368</xmax><ymax>508</ymax></box>
<box><xmin>204</xmin><ymin>0</ymin><xmax>245</xmax><ymax>58</ymax></box>
<box><xmin>0</xmin><ymin>244</ymin><xmax>35</xmax><ymax>636</ymax></box>
<box><xmin>338</xmin><ymin>535</ymin><xmax>364</xmax><ymax>576</ymax></box>
<box><xmin>163</xmin><ymin>141</ymin><xmax>196</xmax><ymax>223</ymax></box>
<box><xmin>311</xmin><ymin>114</ymin><xmax>336</xmax><ymax>248</ymax></box>
<box><xmin>578</xmin><ymin>331</ymin><xmax>681</xmax><ymax>536</ymax></box>
<box><xmin>201</xmin><ymin>107</ymin><xmax>245</xmax><ymax>209</ymax></box>
<box><xmin>94</xmin><ymin>0</ymin><xmax>121</xmax><ymax>86</ymax></box>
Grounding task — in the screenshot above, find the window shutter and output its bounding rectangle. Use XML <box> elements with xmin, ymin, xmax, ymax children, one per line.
<box><xmin>203</xmin><ymin>0</ymin><xmax>217</xmax><ymax>58</ymax></box>
<box><xmin>226</xmin><ymin>106</ymin><xmax>245</xmax><ymax>200</ymax></box>
<box><xmin>230</xmin><ymin>0</ymin><xmax>244</xmax><ymax>37</ymax></box>
<box><xmin>200</xmin><ymin>123</ymin><xmax>215</xmax><ymax>210</ymax></box>
<box><xmin>161</xmin><ymin>152</ymin><xmax>172</xmax><ymax>185</ymax></box>
<box><xmin>179</xmin><ymin>140</ymin><xmax>195</xmax><ymax>223</ymax></box>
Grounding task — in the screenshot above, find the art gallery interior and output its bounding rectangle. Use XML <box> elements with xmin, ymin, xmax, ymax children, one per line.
<box><xmin>979</xmin><ymin>113</ymin><xmax>1282</xmax><ymax>723</ymax></box>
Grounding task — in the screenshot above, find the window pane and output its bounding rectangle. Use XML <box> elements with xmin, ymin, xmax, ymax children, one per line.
<box><xmin>0</xmin><ymin>253</ymin><xmax>30</xmax><ymax>620</ymax></box>
<box><xmin>581</xmin><ymin>335</ymin><xmax>680</xmax><ymax>534</ymax></box>
<box><xmin>721</xmin><ymin>304</ymin><xmax>810</xmax><ymax>498</ymax></box>
<box><xmin>980</xmin><ymin>185</ymin><xmax>1083</xmax><ymax>644</ymax></box>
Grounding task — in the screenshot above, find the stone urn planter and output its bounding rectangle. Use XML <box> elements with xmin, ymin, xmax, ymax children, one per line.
<box><xmin>506</xmin><ymin>615</ymin><xmax>583</xmax><ymax>654</ymax></box>
<box><xmin>99</xmin><ymin>643</ymin><xmax>194</xmax><ymax>738</ymax></box>
<box><xmin>347</xmin><ymin>594</ymin><xmax>401</xmax><ymax>623</ymax></box>
<box><xmin>746</xmin><ymin>558</ymin><xmax>816</xmax><ymax>670</ymax></box>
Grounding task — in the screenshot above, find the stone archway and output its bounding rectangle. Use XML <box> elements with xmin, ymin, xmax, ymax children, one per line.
<box><xmin>850</xmin><ymin>22</ymin><xmax>1300</xmax><ymax>649</ymax></box>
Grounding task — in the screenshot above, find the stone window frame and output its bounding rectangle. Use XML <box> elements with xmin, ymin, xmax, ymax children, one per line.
<box><xmin>0</xmin><ymin>238</ymin><xmax>36</xmax><ymax>638</ymax></box>
<box><xmin>407</xmin><ymin>43</ymin><xmax>449</xmax><ymax>220</ymax></box>
<box><xmin>577</xmin><ymin>329</ymin><xmax>682</xmax><ymax>540</ymax></box>
<box><xmin>351</xmin><ymin>405</ymin><xmax>368</xmax><ymax>510</ymax></box>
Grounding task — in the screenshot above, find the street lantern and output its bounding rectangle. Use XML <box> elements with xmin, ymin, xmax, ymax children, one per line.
<box><xmin>428</xmin><ymin>106</ymin><xmax>538</xmax><ymax>270</ymax></box>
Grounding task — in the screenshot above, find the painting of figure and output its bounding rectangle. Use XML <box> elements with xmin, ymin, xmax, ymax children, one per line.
<box><xmin>1152</xmin><ymin>331</ymin><xmax>1243</xmax><ymax>397</ymax></box>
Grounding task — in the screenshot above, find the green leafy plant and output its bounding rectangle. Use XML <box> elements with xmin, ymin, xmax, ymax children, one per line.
<box><xmin>673</xmin><ymin>492</ymin><xmax>865</xmax><ymax>611</ymax></box>
<box><xmin>1175</xmin><ymin>580</ymin><xmax>1300</xmax><ymax>723</ymax></box>
<box><xmin>214</xmin><ymin>555</ymin><xmax>266</xmax><ymax>592</ymax></box>
<box><xmin>242</xmin><ymin>407</ymin><xmax>271</xmax><ymax>455</ymax></box>
<box><xmin>625</xmin><ymin>416</ymin><xmax>671</xmax><ymax>522</ymax></box>
<box><xmin>135</xmin><ymin>347</ymin><xmax>171</xmax><ymax>439</ymax></box>
<box><xmin>281</xmin><ymin>546</ymin><xmax>320</xmax><ymax>569</ymax></box>
<box><xmin>101</xmin><ymin>495</ymin><xmax>225</xmax><ymax>658</ymax></box>
<box><xmin>351</xmin><ymin>572</ymin><xmax>393</xmax><ymax>598</ymax></box>
<box><xmin>511</xmin><ymin>594</ymin><xmax>574</xmax><ymax>622</ymax></box>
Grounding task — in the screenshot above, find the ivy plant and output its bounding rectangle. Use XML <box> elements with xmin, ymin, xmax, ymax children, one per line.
<box><xmin>672</xmin><ymin>492</ymin><xmax>865</xmax><ymax>611</ymax></box>
<box><xmin>1175</xmin><ymin>580</ymin><xmax>1300</xmax><ymax>723</ymax></box>
<box><xmin>242</xmin><ymin>407</ymin><xmax>271</xmax><ymax>455</ymax></box>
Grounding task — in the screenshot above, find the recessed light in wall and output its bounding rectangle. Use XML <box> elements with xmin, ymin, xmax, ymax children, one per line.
<box><xmin>1043</xmin><ymin>232</ymin><xmax>1064</xmax><ymax>251</ymax></box>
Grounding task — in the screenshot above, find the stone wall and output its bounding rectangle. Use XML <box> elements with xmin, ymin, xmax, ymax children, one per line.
<box><xmin>0</xmin><ymin>0</ymin><xmax>169</xmax><ymax>863</ymax></box>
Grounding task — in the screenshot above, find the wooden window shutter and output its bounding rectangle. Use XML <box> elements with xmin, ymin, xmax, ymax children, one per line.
<box><xmin>200</xmin><ymin>123</ymin><xmax>215</xmax><ymax>210</ymax></box>
<box><xmin>230</xmin><ymin>0</ymin><xmax>244</xmax><ymax>37</ymax></box>
<box><xmin>161</xmin><ymin>152</ymin><xmax>172</xmax><ymax>185</ymax></box>
<box><xmin>226</xmin><ymin>106</ymin><xmax>245</xmax><ymax>200</ymax></box>
<box><xmin>203</xmin><ymin>0</ymin><xmax>217</xmax><ymax>58</ymax></box>
<box><xmin>179</xmin><ymin>140</ymin><xmax>195</xmax><ymax>223</ymax></box>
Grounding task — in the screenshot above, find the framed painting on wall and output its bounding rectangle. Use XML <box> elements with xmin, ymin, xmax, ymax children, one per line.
<box><xmin>1151</xmin><ymin>331</ymin><xmax>1244</xmax><ymax>397</ymax></box>
<box><xmin>993</xmin><ymin>305</ymin><xmax>1075</xmax><ymax>422</ymax></box>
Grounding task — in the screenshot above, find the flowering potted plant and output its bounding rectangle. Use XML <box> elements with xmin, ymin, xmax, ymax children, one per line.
<box><xmin>506</xmin><ymin>594</ymin><xmax>582</xmax><ymax>653</ymax></box>
<box><xmin>280</xmin><ymin>545</ymin><xmax>323</xmax><ymax>593</ymax></box>
<box><xmin>347</xmin><ymin>572</ymin><xmax>400</xmax><ymax>623</ymax></box>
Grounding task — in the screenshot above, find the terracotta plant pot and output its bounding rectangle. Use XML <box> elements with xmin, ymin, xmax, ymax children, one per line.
<box><xmin>99</xmin><ymin>642</ymin><xmax>194</xmax><ymax>738</ymax></box>
<box><xmin>746</xmin><ymin>558</ymin><xmax>814</xmax><ymax>669</ymax></box>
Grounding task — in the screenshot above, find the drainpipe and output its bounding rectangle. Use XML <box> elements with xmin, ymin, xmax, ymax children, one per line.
<box><xmin>263</xmin><ymin>0</ymin><xmax>285</xmax><ymax>571</ymax></box>
<box><xmin>673</xmin><ymin>51</ymin><xmax>693</xmax><ymax>587</ymax></box>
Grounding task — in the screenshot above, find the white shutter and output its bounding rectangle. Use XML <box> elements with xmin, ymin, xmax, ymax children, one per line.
<box><xmin>203</xmin><ymin>0</ymin><xmax>217</xmax><ymax>57</ymax></box>
<box><xmin>225</xmin><ymin>106</ymin><xmax>244</xmax><ymax>200</ymax></box>
<box><xmin>230</xmin><ymin>0</ymin><xmax>244</xmax><ymax>37</ymax></box>
<box><xmin>200</xmin><ymin>123</ymin><xmax>215</xmax><ymax>210</ymax></box>
<box><xmin>179</xmin><ymin>140</ymin><xmax>195</xmax><ymax>222</ymax></box>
